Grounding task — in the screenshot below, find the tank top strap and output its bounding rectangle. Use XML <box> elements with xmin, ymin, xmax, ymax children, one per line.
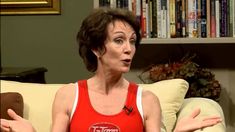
<box><xmin>77</xmin><ymin>80</ymin><xmax>88</xmax><ymax>107</ymax></box>
<box><xmin>125</xmin><ymin>82</ymin><xmax>138</xmax><ymax>109</ymax></box>
<box><xmin>78</xmin><ymin>80</ymin><xmax>87</xmax><ymax>90</ymax></box>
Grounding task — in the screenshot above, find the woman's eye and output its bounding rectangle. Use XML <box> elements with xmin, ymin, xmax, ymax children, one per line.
<box><xmin>130</xmin><ymin>39</ymin><xmax>136</xmax><ymax>45</ymax></box>
<box><xmin>114</xmin><ymin>39</ymin><xmax>123</xmax><ymax>44</ymax></box>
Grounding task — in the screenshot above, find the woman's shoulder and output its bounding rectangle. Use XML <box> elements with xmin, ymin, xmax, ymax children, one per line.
<box><xmin>53</xmin><ymin>83</ymin><xmax>78</xmax><ymax>112</ymax></box>
<box><xmin>54</xmin><ymin>83</ymin><xmax>77</xmax><ymax>103</ymax></box>
<box><xmin>140</xmin><ymin>88</ymin><xmax>161</xmax><ymax>121</ymax></box>
<box><xmin>141</xmin><ymin>88</ymin><xmax>161</xmax><ymax>113</ymax></box>
<box><xmin>56</xmin><ymin>83</ymin><xmax>76</xmax><ymax>95</ymax></box>
<box><xmin>141</xmin><ymin>89</ymin><xmax>160</xmax><ymax>103</ymax></box>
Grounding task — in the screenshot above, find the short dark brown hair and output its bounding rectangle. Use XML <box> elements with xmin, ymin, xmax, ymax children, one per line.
<box><xmin>77</xmin><ymin>8</ymin><xmax>141</xmax><ymax>72</ymax></box>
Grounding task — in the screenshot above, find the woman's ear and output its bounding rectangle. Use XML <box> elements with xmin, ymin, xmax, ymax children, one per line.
<box><xmin>92</xmin><ymin>47</ymin><xmax>105</xmax><ymax>58</ymax></box>
<box><xmin>92</xmin><ymin>49</ymin><xmax>101</xmax><ymax>58</ymax></box>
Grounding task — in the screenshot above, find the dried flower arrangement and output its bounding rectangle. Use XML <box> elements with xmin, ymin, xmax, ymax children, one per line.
<box><xmin>138</xmin><ymin>54</ymin><xmax>221</xmax><ymax>101</ymax></box>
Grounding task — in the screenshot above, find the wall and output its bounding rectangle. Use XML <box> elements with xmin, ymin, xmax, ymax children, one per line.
<box><xmin>1</xmin><ymin>0</ymin><xmax>93</xmax><ymax>83</ymax></box>
<box><xmin>215</xmin><ymin>69</ymin><xmax>235</xmax><ymax>132</ymax></box>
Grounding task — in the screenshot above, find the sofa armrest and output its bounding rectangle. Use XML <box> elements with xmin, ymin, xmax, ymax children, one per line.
<box><xmin>0</xmin><ymin>80</ymin><xmax>63</xmax><ymax>132</ymax></box>
<box><xmin>176</xmin><ymin>97</ymin><xmax>226</xmax><ymax>132</ymax></box>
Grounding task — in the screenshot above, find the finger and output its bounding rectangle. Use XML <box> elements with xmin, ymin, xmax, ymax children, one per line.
<box><xmin>190</xmin><ymin>108</ymin><xmax>201</xmax><ymax>118</ymax></box>
<box><xmin>203</xmin><ymin>116</ymin><xmax>222</xmax><ymax>121</ymax></box>
<box><xmin>0</xmin><ymin>119</ymin><xmax>11</xmax><ymax>131</ymax></box>
<box><xmin>7</xmin><ymin>109</ymin><xmax>22</xmax><ymax>121</ymax></box>
<box><xmin>201</xmin><ymin>119</ymin><xmax>222</xmax><ymax>128</ymax></box>
<box><xmin>0</xmin><ymin>119</ymin><xmax>10</xmax><ymax>128</ymax></box>
<box><xmin>1</xmin><ymin>125</ymin><xmax>10</xmax><ymax>132</ymax></box>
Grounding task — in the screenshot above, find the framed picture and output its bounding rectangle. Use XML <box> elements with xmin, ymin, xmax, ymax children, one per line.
<box><xmin>0</xmin><ymin>0</ymin><xmax>60</xmax><ymax>15</ymax></box>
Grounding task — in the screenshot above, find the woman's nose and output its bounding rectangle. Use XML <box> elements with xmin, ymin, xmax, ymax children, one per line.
<box><xmin>123</xmin><ymin>42</ymin><xmax>132</xmax><ymax>54</ymax></box>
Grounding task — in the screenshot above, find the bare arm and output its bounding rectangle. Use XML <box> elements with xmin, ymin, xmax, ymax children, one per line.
<box><xmin>51</xmin><ymin>84</ymin><xmax>76</xmax><ymax>132</ymax></box>
<box><xmin>142</xmin><ymin>90</ymin><xmax>161</xmax><ymax>132</ymax></box>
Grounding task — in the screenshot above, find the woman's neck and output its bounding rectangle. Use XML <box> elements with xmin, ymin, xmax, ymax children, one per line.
<box><xmin>88</xmin><ymin>71</ymin><xmax>128</xmax><ymax>95</ymax></box>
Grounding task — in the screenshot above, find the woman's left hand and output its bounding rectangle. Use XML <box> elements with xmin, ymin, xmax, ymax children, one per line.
<box><xmin>174</xmin><ymin>108</ymin><xmax>222</xmax><ymax>132</ymax></box>
<box><xmin>0</xmin><ymin>109</ymin><xmax>36</xmax><ymax>132</ymax></box>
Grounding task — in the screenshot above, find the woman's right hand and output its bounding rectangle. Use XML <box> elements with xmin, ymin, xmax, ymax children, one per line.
<box><xmin>0</xmin><ymin>109</ymin><xmax>36</xmax><ymax>132</ymax></box>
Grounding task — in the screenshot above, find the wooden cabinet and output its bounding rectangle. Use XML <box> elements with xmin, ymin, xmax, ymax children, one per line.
<box><xmin>0</xmin><ymin>67</ymin><xmax>48</xmax><ymax>83</ymax></box>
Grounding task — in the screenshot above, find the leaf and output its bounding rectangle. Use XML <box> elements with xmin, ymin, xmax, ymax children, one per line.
<box><xmin>141</xmin><ymin>54</ymin><xmax>222</xmax><ymax>101</ymax></box>
<box><xmin>198</xmin><ymin>79</ymin><xmax>209</xmax><ymax>86</ymax></box>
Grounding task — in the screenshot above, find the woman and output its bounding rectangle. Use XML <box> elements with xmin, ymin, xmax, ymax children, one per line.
<box><xmin>52</xmin><ymin>7</ymin><xmax>160</xmax><ymax>132</ymax></box>
<box><xmin>1</xmin><ymin>8</ymin><xmax>221</xmax><ymax>132</ymax></box>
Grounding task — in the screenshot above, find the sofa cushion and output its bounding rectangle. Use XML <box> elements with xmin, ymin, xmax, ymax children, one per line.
<box><xmin>0</xmin><ymin>92</ymin><xmax>24</xmax><ymax>120</ymax></box>
<box><xmin>139</xmin><ymin>79</ymin><xmax>189</xmax><ymax>132</ymax></box>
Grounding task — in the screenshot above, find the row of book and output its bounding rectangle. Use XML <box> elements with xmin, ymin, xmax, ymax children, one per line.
<box><xmin>97</xmin><ymin>0</ymin><xmax>235</xmax><ymax>38</ymax></box>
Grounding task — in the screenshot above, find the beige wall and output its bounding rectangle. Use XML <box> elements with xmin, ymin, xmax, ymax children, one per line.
<box><xmin>214</xmin><ymin>69</ymin><xmax>235</xmax><ymax>132</ymax></box>
<box><xmin>1</xmin><ymin>0</ymin><xmax>93</xmax><ymax>83</ymax></box>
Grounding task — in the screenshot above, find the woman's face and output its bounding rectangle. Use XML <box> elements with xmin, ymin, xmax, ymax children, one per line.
<box><xmin>98</xmin><ymin>20</ymin><xmax>137</xmax><ymax>73</ymax></box>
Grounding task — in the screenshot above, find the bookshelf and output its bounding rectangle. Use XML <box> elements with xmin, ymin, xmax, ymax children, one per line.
<box><xmin>94</xmin><ymin>0</ymin><xmax>235</xmax><ymax>44</ymax></box>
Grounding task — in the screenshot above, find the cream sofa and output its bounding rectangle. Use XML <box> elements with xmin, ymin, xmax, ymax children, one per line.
<box><xmin>0</xmin><ymin>79</ymin><xmax>226</xmax><ymax>132</ymax></box>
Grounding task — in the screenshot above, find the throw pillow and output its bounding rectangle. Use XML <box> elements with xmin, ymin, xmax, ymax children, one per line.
<box><xmin>0</xmin><ymin>92</ymin><xmax>24</xmax><ymax>120</ymax></box>
<box><xmin>139</xmin><ymin>79</ymin><xmax>189</xmax><ymax>132</ymax></box>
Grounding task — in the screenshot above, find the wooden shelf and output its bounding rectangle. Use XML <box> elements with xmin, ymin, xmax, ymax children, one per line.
<box><xmin>141</xmin><ymin>37</ymin><xmax>235</xmax><ymax>44</ymax></box>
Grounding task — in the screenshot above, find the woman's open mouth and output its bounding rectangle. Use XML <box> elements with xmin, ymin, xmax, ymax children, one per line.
<box><xmin>122</xmin><ymin>59</ymin><xmax>131</xmax><ymax>65</ymax></box>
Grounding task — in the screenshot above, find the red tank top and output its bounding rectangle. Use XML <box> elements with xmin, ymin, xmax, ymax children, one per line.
<box><xmin>70</xmin><ymin>80</ymin><xmax>144</xmax><ymax>132</ymax></box>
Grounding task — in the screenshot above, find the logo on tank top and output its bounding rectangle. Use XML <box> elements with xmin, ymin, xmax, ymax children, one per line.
<box><xmin>89</xmin><ymin>122</ymin><xmax>120</xmax><ymax>132</ymax></box>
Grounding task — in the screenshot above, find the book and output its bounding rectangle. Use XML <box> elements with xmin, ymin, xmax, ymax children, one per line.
<box><xmin>188</xmin><ymin>0</ymin><xmax>198</xmax><ymax>38</ymax></box>
<box><xmin>206</xmin><ymin>0</ymin><xmax>211</xmax><ymax>37</ymax></box>
<box><xmin>110</xmin><ymin>0</ymin><xmax>117</xmax><ymax>8</ymax></box>
<box><xmin>122</xmin><ymin>0</ymin><xmax>129</xmax><ymax>9</ymax></box>
<box><xmin>142</xmin><ymin>0</ymin><xmax>147</xmax><ymax>37</ymax></box>
<box><xmin>157</xmin><ymin>0</ymin><xmax>162</xmax><ymax>38</ymax></box>
<box><xmin>116</xmin><ymin>0</ymin><xmax>121</xmax><ymax>8</ymax></box>
<box><xmin>99</xmin><ymin>0</ymin><xmax>111</xmax><ymax>7</ymax></box>
<box><xmin>167</xmin><ymin>0</ymin><xmax>171</xmax><ymax>38</ymax></box>
<box><xmin>170</xmin><ymin>0</ymin><xmax>176</xmax><ymax>38</ymax></box>
<box><xmin>176</xmin><ymin>0</ymin><xmax>182</xmax><ymax>37</ymax></box>
<box><xmin>152</xmin><ymin>0</ymin><xmax>158</xmax><ymax>38</ymax></box>
<box><xmin>146</xmin><ymin>0</ymin><xmax>150</xmax><ymax>38</ymax></box>
<box><xmin>215</xmin><ymin>0</ymin><xmax>220</xmax><ymax>37</ymax></box>
<box><xmin>210</xmin><ymin>0</ymin><xmax>216</xmax><ymax>37</ymax></box>
<box><xmin>149</xmin><ymin>0</ymin><xmax>153</xmax><ymax>37</ymax></box>
<box><xmin>181</xmin><ymin>0</ymin><xmax>186</xmax><ymax>37</ymax></box>
<box><xmin>185</xmin><ymin>0</ymin><xmax>189</xmax><ymax>36</ymax></box>
<box><xmin>220</xmin><ymin>0</ymin><xmax>228</xmax><ymax>37</ymax></box>
<box><xmin>135</xmin><ymin>0</ymin><xmax>142</xmax><ymax>32</ymax></box>
<box><xmin>201</xmin><ymin>0</ymin><xmax>207</xmax><ymax>37</ymax></box>
<box><xmin>128</xmin><ymin>0</ymin><xmax>132</xmax><ymax>11</ymax></box>
<box><xmin>197</xmin><ymin>0</ymin><xmax>201</xmax><ymax>38</ymax></box>
<box><xmin>161</xmin><ymin>0</ymin><xmax>167</xmax><ymax>38</ymax></box>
